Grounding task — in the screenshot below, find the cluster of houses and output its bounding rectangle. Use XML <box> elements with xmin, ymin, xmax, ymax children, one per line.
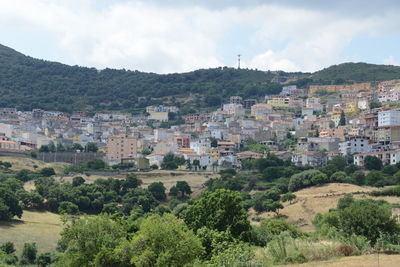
<box><xmin>2</xmin><ymin>79</ymin><xmax>400</xmax><ymax>170</ymax></box>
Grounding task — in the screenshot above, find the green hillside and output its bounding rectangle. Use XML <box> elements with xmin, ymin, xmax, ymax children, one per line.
<box><xmin>2</xmin><ymin>44</ymin><xmax>400</xmax><ymax>113</ymax></box>
<box><xmin>311</xmin><ymin>62</ymin><xmax>400</xmax><ymax>83</ymax></box>
<box><xmin>0</xmin><ymin>44</ymin><xmax>280</xmax><ymax>113</ymax></box>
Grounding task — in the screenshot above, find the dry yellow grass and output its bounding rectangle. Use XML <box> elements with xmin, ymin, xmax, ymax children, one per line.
<box><xmin>48</xmin><ymin>170</ymin><xmax>215</xmax><ymax>197</ymax></box>
<box><xmin>0</xmin><ymin>156</ymin><xmax>69</xmax><ymax>173</ymax></box>
<box><xmin>249</xmin><ymin>183</ymin><xmax>400</xmax><ymax>231</ymax></box>
<box><xmin>0</xmin><ymin>210</ymin><xmax>63</xmax><ymax>253</ymax></box>
<box><xmin>280</xmin><ymin>253</ymin><xmax>400</xmax><ymax>267</ymax></box>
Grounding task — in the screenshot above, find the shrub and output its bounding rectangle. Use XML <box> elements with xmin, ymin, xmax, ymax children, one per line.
<box><xmin>364</xmin><ymin>155</ymin><xmax>383</xmax><ymax>170</ymax></box>
<box><xmin>36</xmin><ymin>252</ymin><xmax>53</xmax><ymax>267</ymax></box>
<box><xmin>0</xmin><ymin>242</ymin><xmax>15</xmax><ymax>254</ymax></box>
<box><xmin>289</xmin><ymin>170</ymin><xmax>325</xmax><ymax>191</ymax></box>
<box><xmin>330</xmin><ymin>171</ymin><xmax>347</xmax><ymax>182</ymax></box>
<box><xmin>350</xmin><ymin>170</ymin><xmax>365</xmax><ymax>185</ymax></box>
<box><xmin>72</xmin><ymin>176</ymin><xmax>85</xmax><ymax>187</ymax></box>
<box><xmin>58</xmin><ymin>201</ymin><xmax>79</xmax><ymax>215</ymax></box>
<box><xmin>337</xmin><ymin>245</ymin><xmax>353</xmax><ymax>256</ymax></box>
<box><xmin>39</xmin><ymin>167</ymin><xmax>56</xmax><ymax>177</ymax></box>
<box><xmin>365</xmin><ymin>171</ymin><xmax>386</xmax><ymax>186</ymax></box>
<box><xmin>207</xmin><ymin>242</ymin><xmax>254</xmax><ymax>267</ymax></box>
<box><xmin>260</xmin><ymin>233</ymin><xmax>342</xmax><ymax>265</ymax></box>
<box><xmin>0</xmin><ymin>250</ymin><xmax>18</xmax><ymax>265</ymax></box>
<box><xmin>370</xmin><ymin>186</ymin><xmax>400</xmax><ymax>196</ymax></box>
<box><xmin>20</xmin><ymin>243</ymin><xmax>37</xmax><ymax>264</ymax></box>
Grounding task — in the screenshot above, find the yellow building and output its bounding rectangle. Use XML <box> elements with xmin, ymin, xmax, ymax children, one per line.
<box><xmin>331</xmin><ymin>113</ymin><xmax>341</xmax><ymax>127</ymax></box>
<box><xmin>309</xmin><ymin>82</ymin><xmax>371</xmax><ymax>94</ymax></box>
<box><xmin>344</xmin><ymin>101</ymin><xmax>359</xmax><ymax>114</ymax></box>
<box><xmin>267</xmin><ymin>96</ymin><xmax>289</xmax><ymax>107</ymax></box>
<box><xmin>149</xmin><ymin>112</ymin><xmax>169</xmax><ymax>122</ymax></box>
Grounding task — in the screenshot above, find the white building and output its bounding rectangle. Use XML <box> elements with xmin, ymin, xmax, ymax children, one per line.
<box><xmin>190</xmin><ymin>139</ymin><xmax>211</xmax><ymax>155</ymax></box>
<box><xmin>354</xmin><ymin>150</ymin><xmax>400</xmax><ymax>166</ymax></box>
<box><xmin>357</xmin><ymin>99</ymin><xmax>369</xmax><ymax>110</ymax></box>
<box><xmin>339</xmin><ymin>136</ymin><xmax>371</xmax><ymax>156</ymax></box>
<box><xmin>222</xmin><ymin>104</ymin><xmax>245</xmax><ymax>116</ymax></box>
<box><xmin>154</xmin><ymin>129</ymin><xmax>174</xmax><ymax>142</ymax></box>
<box><xmin>378</xmin><ymin>91</ymin><xmax>400</xmax><ymax>103</ymax></box>
<box><xmin>378</xmin><ymin>110</ymin><xmax>400</xmax><ymax>127</ymax></box>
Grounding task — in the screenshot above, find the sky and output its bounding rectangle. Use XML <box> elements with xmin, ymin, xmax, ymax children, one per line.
<box><xmin>1</xmin><ymin>0</ymin><xmax>400</xmax><ymax>74</ymax></box>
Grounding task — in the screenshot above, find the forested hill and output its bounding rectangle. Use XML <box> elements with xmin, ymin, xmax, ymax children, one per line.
<box><xmin>0</xmin><ymin>44</ymin><xmax>281</xmax><ymax>113</ymax></box>
<box><xmin>2</xmin><ymin>43</ymin><xmax>400</xmax><ymax>113</ymax></box>
<box><xmin>312</xmin><ymin>62</ymin><xmax>400</xmax><ymax>83</ymax></box>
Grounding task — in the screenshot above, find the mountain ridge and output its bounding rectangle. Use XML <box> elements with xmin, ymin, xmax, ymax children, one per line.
<box><xmin>1</xmin><ymin>44</ymin><xmax>400</xmax><ymax>113</ymax></box>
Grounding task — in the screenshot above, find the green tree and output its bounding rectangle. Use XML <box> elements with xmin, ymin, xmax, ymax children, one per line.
<box><xmin>58</xmin><ymin>201</ymin><xmax>79</xmax><ymax>215</ymax></box>
<box><xmin>20</xmin><ymin>243</ymin><xmax>37</xmax><ymax>264</ymax></box>
<box><xmin>40</xmin><ymin>167</ymin><xmax>56</xmax><ymax>177</ymax></box>
<box><xmin>84</xmin><ymin>142</ymin><xmax>99</xmax><ymax>152</ymax></box>
<box><xmin>351</xmin><ymin>170</ymin><xmax>365</xmax><ymax>185</ymax></box>
<box><xmin>0</xmin><ymin>187</ymin><xmax>23</xmax><ymax>220</ymax></box>
<box><xmin>210</xmin><ymin>138</ymin><xmax>218</xmax><ymax>148</ymax></box>
<box><xmin>175</xmin><ymin>181</ymin><xmax>192</xmax><ymax>198</ymax></box>
<box><xmin>369</xmin><ymin>100</ymin><xmax>382</xmax><ymax>109</ymax></box>
<box><xmin>193</xmin><ymin>159</ymin><xmax>201</xmax><ymax>171</ymax></box>
<box><xmin>122</xmin><ymin>214</ymin><xmax>204</xmax><ymax>266</ymax></box>
<box><xmin>56</xmin><ymin>215</ymin><xmax>127</xmax><ymax>267</ymax></box>
<box><xmin>161</xmin><ymin>153</ymin><xmax>179</xmax><ymax>170</ymax></box>
<box><xmin>72</xmin><ymin>176</ymin><xmax>85</xmax><ymax>187</ymax></box>
<box><xmin>311</xmin><ymin>173</ymin><xmax>329</xmax><ymax>185</ymax></box>
<box><xmin>339</xmin><ymin>110</ymin><xmax>346</xmax><ymax>126</ymax></box>
<box><xmin>48</xmin><ymin>142</ymin><xmax>56</xmax><ymax>153</ymax></box>
<box><xmin>289</xmin><ymin>169</ymin><xmax>325</xmax><ymax>191</ymax></box>
<box><xmin>39</xmin><ymin>145</ymin><xmax>50</xmax><ymax>153</ymax></box>
<box><xmin>254</xmin><ymin>218</ymin><xmax>303</xmax><ymax>245</ymax></box>
<box><xmin>148</xmin><ymin>182</ymin><xmax>167</xmax><ymax>201</ymax></box>
<box><xmin>364</xmin><ymin>155</ymin><xmax>383</xmax><ymax>170</ymax></box>
<box><xmin>71</xmin><ymin>143</ymin><xmax>84</xmax><ymax>152</ymax></box>
<box><xmin>87</xmin><ymin>159</ymin><xmax>106</xmax><ymax>170</ymax></box>
<box><xmin>36</xmin><ymin>252</ymin><xmax>52</xmax><ymax>267</ymax></box>
<box><xmin>330</xmin><ymin>171</ymin><xmax>347</xmax><ymax>182</ymax></box>
<box><xmin>183</xmin><ymin>189</ymin><xmax>251</xmax><ymax>240</ymax></box>
<box><xmin>281</xmin><ymin>192</ymin><xmax>296</xmax><ymax>204</ymax></box>
<box><xmin>0</xmin><ymin>242</ymin><xmax>15</xmax><ymax>254</ymax></box>
<box><xmin>251</xmin><ymin>189</ymin><xmax>282</xmax><ymax>214</ymax></box>
<box><xmin>338</xmin><ymin>200</ymin><xmax>399</xmax><ymax>244</ymax></box>
<box><xmin>365</xmin><ymin>170</ymin><xmax>386</xmax><ymax>186</ymax></box>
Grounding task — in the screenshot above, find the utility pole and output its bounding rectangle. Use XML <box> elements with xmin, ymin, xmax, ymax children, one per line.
<box><xmin>237</xmin><ymin>54</ymin><xmax>241</xmax><ymax>69</ymax></box>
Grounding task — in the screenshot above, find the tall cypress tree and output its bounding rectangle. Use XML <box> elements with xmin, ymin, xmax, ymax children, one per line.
<box><xmin>339</xmin><ymin>110</ymin><xmax>346</xmax><ymax>126</ymax></box>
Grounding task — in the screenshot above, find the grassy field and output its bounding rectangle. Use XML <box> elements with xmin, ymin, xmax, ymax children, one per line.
<box><xmin>0</xmin><ymin>210</ymin><xmax>63</xmax><ymax>254</ymax></box>
<box><xmin>249</xmin><ymin>183</ymin><xmax>400</xmax><ymax>231</ymax></box>
<box><xmin>0</xmin><ymin>155</ymin><xmax>69</xmax><ymax>173</ymax></box>
<box><xmin>24</xmin><ymin>169</ymin><xmax>216</xmax><ymax>197</ymax></box>
<box><xmin>280</xmin><ymin>253</ymin><xmax>400</xmax><ymax>267</ymax></box>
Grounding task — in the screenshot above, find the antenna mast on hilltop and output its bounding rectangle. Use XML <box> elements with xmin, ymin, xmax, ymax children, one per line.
<box><xmin>237</xmin><ymin>54</ymin><xmax>241</xmax><ymax>69</ymax></box>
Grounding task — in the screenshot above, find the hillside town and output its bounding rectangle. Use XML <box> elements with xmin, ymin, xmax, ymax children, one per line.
<box><xmin>1</xmin><ymin>79</ymin><xmax>400</xmax><ymax>170</ymax></box>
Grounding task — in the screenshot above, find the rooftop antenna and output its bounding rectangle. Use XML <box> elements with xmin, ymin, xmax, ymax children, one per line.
<box><xmin>237</xmin><ymin>54</ymin><xmax>241</xmax><ymax>69</ymax></box>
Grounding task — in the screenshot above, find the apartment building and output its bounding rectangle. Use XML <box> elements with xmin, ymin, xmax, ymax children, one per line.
<box><xmin>378</xmin><ymin>109</ymin><xmax>400</xmax><ymax>127</ymax></box>
<box><xmin>107</xmin><ymin>134</ymin><xmax>137</xmax><ymax>161</ymax></box>
<box><xmin>354</xmin><ymin>150</ymin><xmax>400</xmax><ymax>166</ymax></box>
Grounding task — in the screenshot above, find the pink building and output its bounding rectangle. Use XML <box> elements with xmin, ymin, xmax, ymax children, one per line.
<box><xmin>107</xmin><ymin>134</ymin><xmax>138</xmax><ymax>162</ymax></box>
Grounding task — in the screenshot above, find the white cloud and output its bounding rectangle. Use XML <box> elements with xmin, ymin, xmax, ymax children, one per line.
<box><xmin>383</xmin><ymin>56</ymin><xmax>399</xmax><ymax>66</ymax></box>
<box><xmin>1</xmin><ymin>0</ymin><xmax>400</xmax><ymax>73</ymax></box>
